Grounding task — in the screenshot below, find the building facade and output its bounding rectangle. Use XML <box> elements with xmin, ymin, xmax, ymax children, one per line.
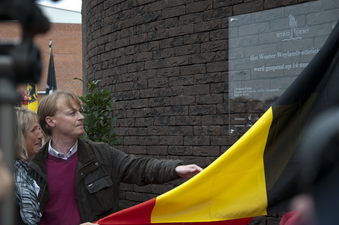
<box><xmin>0</xmin><ymin>4</ymin><xmax>83</xmax><ymax>102</ymax></box>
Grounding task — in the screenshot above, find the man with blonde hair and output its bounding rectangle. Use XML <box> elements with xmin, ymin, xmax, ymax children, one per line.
<box><xmin>29</xmin><ymin>90</ymin><xmax>202</xmax><ymax>225</ymax></box>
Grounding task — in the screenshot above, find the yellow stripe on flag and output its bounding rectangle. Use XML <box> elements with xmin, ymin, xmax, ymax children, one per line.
<box><xmin>151</xmin><ymin>108</ymin><xmax>274</xmax><ymax>223</ymax></box>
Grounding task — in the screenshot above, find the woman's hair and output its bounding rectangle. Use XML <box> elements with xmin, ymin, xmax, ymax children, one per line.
<box><xmin>37</xmin><ymin>90</ymin><xmax>81</xmax><ymax>136</ymax></box>
<box><xmin>14</xmin><ymin>107</ymin><xmax>38</xmax><ymax>160</ymax></box>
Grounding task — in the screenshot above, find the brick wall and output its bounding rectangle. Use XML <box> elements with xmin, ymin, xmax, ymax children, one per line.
<box><xmin>0</xmin><ymin>22</ymin><xmax>83</xmax><ymax>101</ymax></box>
<box><xmin>82</xmin><ymin>0</ymin><xmax>316</xmax><ymax>224</ymax></box>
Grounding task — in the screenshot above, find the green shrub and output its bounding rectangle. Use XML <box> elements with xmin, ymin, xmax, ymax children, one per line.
<box><xmin>74</xmin><ymin>78</ymin><xmax>120</xmax><ymax>146</ymax></box>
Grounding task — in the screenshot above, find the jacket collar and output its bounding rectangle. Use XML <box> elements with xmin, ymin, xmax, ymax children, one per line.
<box><xmin>77</xmin><ymin>139</ymin><xmax>97</xmax><ymax>168</ymax></box>
<box><xmin>30</xmin><ymin>141</ymin><xmax>49</xmax><ymax>171</ymax></box>
<box><xmin>30</xmin><ymin>139</ymin><xmax>97</xmax><ymax>169</ymax></box>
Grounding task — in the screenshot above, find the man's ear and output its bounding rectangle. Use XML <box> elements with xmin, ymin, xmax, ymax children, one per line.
<box><xmin>45</xmin><ymin>116</ymin><xmax>55</xmax><ymax>128</ymax></box>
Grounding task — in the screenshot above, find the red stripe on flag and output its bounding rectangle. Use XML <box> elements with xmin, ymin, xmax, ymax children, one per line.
<box><xmin>96</xmin><ymin>198</ymin><xmax>252</xmax><ymax>225</ymax></box>
<box><xmin>159</xmin><ymin>218</ymin><xmax>253</xmax><ymax>225</ymax></box>
<box><xmin>96</xmin><ymin>198</ymin><xmax>156</xmax><ymax>225</ymax></box>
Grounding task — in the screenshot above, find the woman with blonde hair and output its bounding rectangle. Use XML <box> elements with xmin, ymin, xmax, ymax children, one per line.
<box><xmin>14</xmin><ymin>107</ymin><xmax>43</xmax><ymax>225</ymax></box>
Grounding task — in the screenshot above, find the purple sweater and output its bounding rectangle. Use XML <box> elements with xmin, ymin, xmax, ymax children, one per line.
<box><xmin>40</xmin><ymin>152</ymin><xmax>82</xmax><ymax>225</ymax></box>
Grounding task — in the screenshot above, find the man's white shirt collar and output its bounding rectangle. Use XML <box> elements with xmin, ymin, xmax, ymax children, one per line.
<box><xmin>48</xmin><ymin>139</ymin><xmax>78</xmax><ymax>160</ymax></box>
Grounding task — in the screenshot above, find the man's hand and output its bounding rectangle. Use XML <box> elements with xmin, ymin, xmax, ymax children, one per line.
<box><xmin>175</xmin><ymin>164</ymin><xmax>203</xmax><ymax>178</ymax></box>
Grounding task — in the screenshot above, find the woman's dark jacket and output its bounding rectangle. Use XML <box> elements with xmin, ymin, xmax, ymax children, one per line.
<box><xmin>28</xmin><ymin>139</ymin><xmax>182</xmax><ymax>223</ymax></box>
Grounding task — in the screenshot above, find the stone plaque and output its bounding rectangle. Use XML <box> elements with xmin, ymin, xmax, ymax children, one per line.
<box><xmin>228</xmin><ymin>0</ymin><xmax>339</xmax><ymax>134</ymax></box>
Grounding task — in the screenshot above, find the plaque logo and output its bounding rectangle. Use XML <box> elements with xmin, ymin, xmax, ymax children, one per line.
<box><xmin>276</xmin><ymin>14</ymin><xmax>310</xmax><ymax>42</ymax></box>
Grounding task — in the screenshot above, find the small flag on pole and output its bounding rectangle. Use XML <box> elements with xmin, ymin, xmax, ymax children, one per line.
<box><xmin>46</xmin><ymin>40</ymin><xmax>57</xmax><ymax>95</ymax></box>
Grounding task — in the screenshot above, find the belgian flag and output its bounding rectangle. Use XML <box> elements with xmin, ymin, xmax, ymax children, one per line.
<box><xmin>95</xmin><ymin>23</ymin><xmax>339</xmax><ymax>225</ymax></box>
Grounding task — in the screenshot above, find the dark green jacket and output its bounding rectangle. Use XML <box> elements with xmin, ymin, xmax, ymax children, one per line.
<box><xmin>29</xmin><ymin>139</ymin><xmax>182</xmax><ymax>223</ymax></box>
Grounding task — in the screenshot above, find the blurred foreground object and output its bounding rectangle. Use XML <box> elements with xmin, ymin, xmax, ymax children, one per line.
<box><xmin>0</xmin><ymin>0</ymin><xmax>51</xmax><ymax>224</ymax></box>
<box><xmin>297</xmin><ymin>107</ymin><xmax>339</xmax><ymax>225</ymax></box>
<box><xmin>0</xmin><ymin>149</ymin><xmax>12</xmax><ymax>202</ymax></box>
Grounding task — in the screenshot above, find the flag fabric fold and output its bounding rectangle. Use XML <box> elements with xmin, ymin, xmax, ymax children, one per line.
<box><xmin>96</xmin><ymin>22</ymin><xmax>339</xmax><ymax>225</ymax></box>
<box><xmin>46</xmin><ymin>40</ymin><xmax>57</xmax><ymax>95</ymax></box>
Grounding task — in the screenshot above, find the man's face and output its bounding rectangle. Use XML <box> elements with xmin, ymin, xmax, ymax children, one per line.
<box><xmin>52</xmin><ymin>97</ymin><xmax>84</xmax><ymax>139</ymax></box>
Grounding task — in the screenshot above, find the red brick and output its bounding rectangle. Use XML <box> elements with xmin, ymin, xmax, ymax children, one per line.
<box><xmin>0</xmin><ymin>22</ymin><xmax>83</xmax><ymax>102</ymax></box>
